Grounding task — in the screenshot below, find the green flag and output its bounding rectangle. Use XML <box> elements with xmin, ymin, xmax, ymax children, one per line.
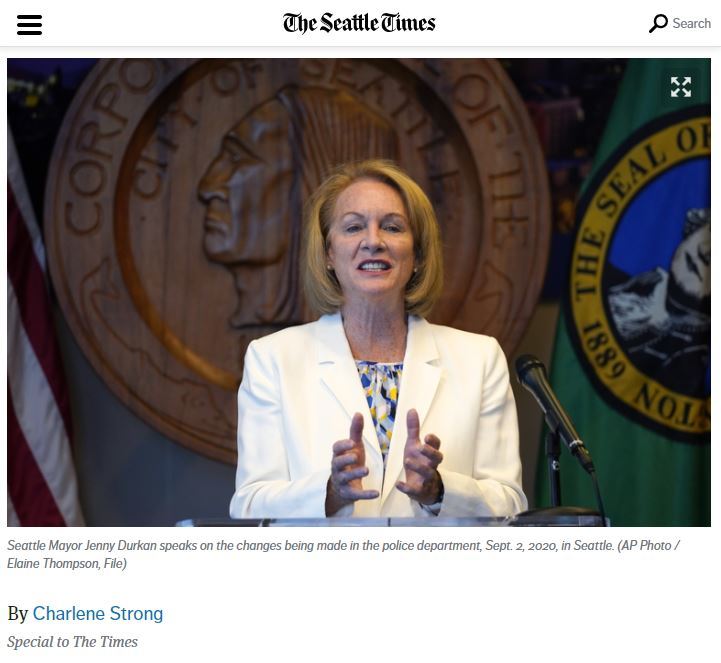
<box><xmin>536</xmin><ymin>59</ymin><xmax>711</xmax><ymax>526</ymax></box>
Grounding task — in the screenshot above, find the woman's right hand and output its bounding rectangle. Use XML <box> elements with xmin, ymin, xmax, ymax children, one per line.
<box><xmin>325</xmin><ymin>412</ymin><xmax>380</xmax><ymax>515</ymax></box>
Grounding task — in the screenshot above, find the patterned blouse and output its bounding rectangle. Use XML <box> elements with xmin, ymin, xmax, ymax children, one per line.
<box><xmin>355</xmin><ymin>361</ymin><xmax>403</xmax><ymax>466</ymax></box>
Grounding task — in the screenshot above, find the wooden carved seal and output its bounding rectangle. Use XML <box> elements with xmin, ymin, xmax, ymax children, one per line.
<box><xmin>44</xmin><ymin>59</ymin><xmax>550</xmax><ymax>462</ymax></box>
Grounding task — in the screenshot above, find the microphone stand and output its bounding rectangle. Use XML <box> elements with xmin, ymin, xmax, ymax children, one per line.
<box><xmin>546</xmin><ymin>429</ymin><xmax>562</xmax><ymax>508</ymax></box>
<box><xmin>511</xmin><ymin>423</ymin><xmax>608</xmax><ymax>527</ymax></box>
<box><xmin>511</xmin><ymin>426</ymin><xmax>606</xmax><ymax>526</ymax></box>
<box><xmin>512</xmin><ymin>353</ymin><xmax>608</xmax><ymax>527</ymax></box>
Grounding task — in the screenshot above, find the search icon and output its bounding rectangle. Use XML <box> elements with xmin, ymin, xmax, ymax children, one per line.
<box><xmin>649</xmin><ymin>13</ymin><xmax>669</xmax><ymax>33</ymax></box>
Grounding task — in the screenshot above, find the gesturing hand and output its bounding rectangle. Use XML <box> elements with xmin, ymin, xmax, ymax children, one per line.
<box><xmin>326</xmin><ymin>412</ymin><xmax>380</xmax><ymax>515</ymax></box>
<box><xmin>396</xmin><ymin>409</ymin><xmax>444</xmax><ymax>505</ymax></box>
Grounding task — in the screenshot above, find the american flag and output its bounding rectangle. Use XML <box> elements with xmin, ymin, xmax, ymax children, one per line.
<box><xmin>7</xmin><ymin>129</ymin><xmax>84</xmax><ymax>526</ymax></box>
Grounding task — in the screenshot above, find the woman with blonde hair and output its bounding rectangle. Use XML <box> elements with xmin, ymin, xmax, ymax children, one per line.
<box><xmin>230</xmin><ymin>159</ymin><xmax>526</xmax><ymax>518</ymax></box>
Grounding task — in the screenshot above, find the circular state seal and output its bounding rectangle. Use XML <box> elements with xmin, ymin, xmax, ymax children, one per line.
<box><xmin>568</xmin><ymin>106</ymin><xmax>710</xmax><ymax>441</ymax></box>
<box><xmin>44</xmin><ymin>59</ymin><xmax>550</xmax><ymax>462</ymax></box>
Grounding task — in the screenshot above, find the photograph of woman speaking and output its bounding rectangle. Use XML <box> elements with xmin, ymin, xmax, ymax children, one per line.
<box><xmin>229</xmin><ymin>160</ymin><xmax>527</xmax><ymax>519</ymax></box>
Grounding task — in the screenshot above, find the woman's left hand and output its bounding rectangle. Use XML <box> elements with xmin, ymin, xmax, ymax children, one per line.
<box><xmin>396</xmin><ymin>409</ymin><xmax>444</xmax><ymax>505</ymax></box>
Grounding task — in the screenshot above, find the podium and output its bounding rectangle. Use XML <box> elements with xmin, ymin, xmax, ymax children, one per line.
<box><xmin>178</xmin><ymin>511</ymin><xmax>606</xmax><ymax>527</ymax></box>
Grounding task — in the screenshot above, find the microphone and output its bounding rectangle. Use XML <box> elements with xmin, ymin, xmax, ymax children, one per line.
<box><xmin>515</xmin><ymin>354</ymin><xmax>595</xmax><ymax>474</ymax></box>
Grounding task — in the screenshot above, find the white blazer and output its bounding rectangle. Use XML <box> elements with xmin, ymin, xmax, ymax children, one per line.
<box><xmin>229</xmin><ymin>313</ymin><xmax>527</xmax><ymax>518</ymax></box>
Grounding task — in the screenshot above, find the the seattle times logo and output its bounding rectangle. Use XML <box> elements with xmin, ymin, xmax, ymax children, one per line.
<box><xmin>568</xmin><ymin>107</ymin><xmax>710</xmax><ymax>441</ymax></box>
<box><xmin>283</xmin><ymin>12</ymin><xmax>436</xmax><ymax>34</ymax></box>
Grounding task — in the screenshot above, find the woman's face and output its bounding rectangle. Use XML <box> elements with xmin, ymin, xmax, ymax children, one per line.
<box><xmin>326</xmin><ymin>179</ymin><xmax>415</xmax><ymax>310</ymax></box>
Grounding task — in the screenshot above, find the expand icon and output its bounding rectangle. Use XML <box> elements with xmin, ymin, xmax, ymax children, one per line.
<box><xmin>670</xmin><ymin>76</ymin><xmax>692</xmax><ymax>98</ymax></box>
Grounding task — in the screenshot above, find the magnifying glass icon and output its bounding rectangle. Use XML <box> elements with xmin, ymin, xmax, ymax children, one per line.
<box><xmin>649</xmin><ymin>13</ymin><xmax>669</xmax><ymax>33</ymax></box>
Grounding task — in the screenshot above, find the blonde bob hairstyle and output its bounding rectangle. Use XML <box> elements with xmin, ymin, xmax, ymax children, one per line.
<box><xmin>303</xmin><ymin>160</ymin><xmax>443</xmax><ymax>317</ymax></box>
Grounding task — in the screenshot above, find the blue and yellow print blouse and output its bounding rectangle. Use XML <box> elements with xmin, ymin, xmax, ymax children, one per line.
<box><xmin>355</xmin><ymin>361</ymin><xmax>403</xmax><ymax>465</ymax></box>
